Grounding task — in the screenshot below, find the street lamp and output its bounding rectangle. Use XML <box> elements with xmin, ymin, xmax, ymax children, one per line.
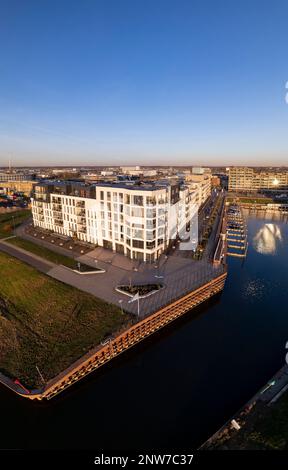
<box><xmin>118</xmin><ymin>299</ymin><xmax>124</xmax><ymax>315</ymax></box>
<box><xmin>11</xmin><ymin>215</ymin><xmax>15</xmax><ymax>235</ymax></box>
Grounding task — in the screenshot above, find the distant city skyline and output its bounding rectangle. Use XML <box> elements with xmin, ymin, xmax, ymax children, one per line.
<box><xmin>1</xmin><ymin>0</ymin><xmax>288</xmax><ymax>166</ymax></box>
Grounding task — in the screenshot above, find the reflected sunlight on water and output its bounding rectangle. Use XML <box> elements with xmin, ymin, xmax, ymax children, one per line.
<box><xmin>242</xmin><ymin>278</ymin><xmax>270</xmax><ymax>303</ymax></box>
<box><xmin>252</xmin><ymin>223</ymin><xmax>282</xmax><ymax>255</ymax></box>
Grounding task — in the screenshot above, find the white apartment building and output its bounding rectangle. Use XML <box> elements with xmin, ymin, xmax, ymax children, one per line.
<box><xmin>32</xmin><ymin>180</ymin><xmax>205</xmax><ymax>262</ymax></box>
<box><xmin>185</xmin><ymin>173</ymin><xmax>212</xmax><ymax>205</ymax></box>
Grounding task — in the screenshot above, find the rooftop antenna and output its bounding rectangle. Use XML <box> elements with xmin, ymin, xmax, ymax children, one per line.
<box><xmin>8</xmin><ymin>155</ymin><xmax>12</xmax><ymax>173</ymax></box>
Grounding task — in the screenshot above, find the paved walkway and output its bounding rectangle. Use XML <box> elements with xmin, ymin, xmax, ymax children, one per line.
<box><xmin>0</xmin><ymin>239</ymin><xmax>54</xmax><ymax>273</ymax></box>
<box><xmin>0</xmin><ymin>212</ymin><xmax>227</xmax><ymax>318</ymax></box>
<box><xmin>0</xmin><ymin>233</ymin><xmax>225</xmax><ymax>318</ymax></box>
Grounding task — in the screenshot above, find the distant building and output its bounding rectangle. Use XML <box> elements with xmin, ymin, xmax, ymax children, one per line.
<box><xmin>0</xmin><ymin>172</ymin><xmax>33</xmax><ymax>182</ymax></box>
<box><xmin>211</xmin><ymin>176</ymin><xmax>221</xmax><ymax>187</ymax></box>
<box><xmin>120</xmin><ymin>166</ymin><xmax>141</xmax><ymax>173</ymax></box>
<box><xmin>228</xmin><ymin>167</ymin><xmax>288</xmax><ymax>192</ymax></box>
<box><xmin>185</xmin><ymin>173</ymin><xmax>212</xmax><ymax>205</ymax></box>
<box><xmin>0</xmin><ymin>171</ymin><xmax>36</xmax><ymax>195</ymax></box>
<box><xmin>192</xmin><ymin>167</ymin><xmax>205</xmax><ymax>175</ymax></box>
<box><xmin>31</xmin><ymin>179</ymin><xmax>207</xmax><ymax>262</ymax></box>
<box><xmin>0</xmin><ymin>180</ymin><xmax>37</xmax><ymax>196</ymax></box>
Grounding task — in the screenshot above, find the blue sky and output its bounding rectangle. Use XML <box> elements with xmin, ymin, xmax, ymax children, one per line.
<box><xmin>0</xmin><ymin>0</ymin><xmax>288</xmax><ymax>166</ymax></box>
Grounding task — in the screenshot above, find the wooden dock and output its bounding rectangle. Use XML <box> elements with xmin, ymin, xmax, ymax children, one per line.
<box><xmin>226</xmin><ymin>204</ymin><xmax>248</xmax><ymax>258</ymax></box>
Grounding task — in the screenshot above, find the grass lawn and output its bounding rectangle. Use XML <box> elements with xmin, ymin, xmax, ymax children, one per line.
<box><xmin>6</xmin><ymin>236</ymin><xmax>77</xmax><ymax>268</ymax></box>
<box><xmin>0</xmin><ymin>210</ymin><xmax>31</xmax><ymax>238</ymax></box>
<box><xmin>239</xmin><ymin>198</ymin><xmax>273</xmax><ymax>204</ymax></box>
<box><xmin>215</xmin><ymin>395</ymin><xmax>288</xmax><ymax>450</ymax></box>
<box><xmin>226</xmin><ymin>197</ymin><xmax>273</xmax><ymax>204</ymax></box>
<box><xmin>0</xmin><ymin>251</ymin><xmax>130</xmax><ymax>389</ymax></box>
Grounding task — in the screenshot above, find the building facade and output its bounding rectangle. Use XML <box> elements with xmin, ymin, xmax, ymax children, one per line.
<box><xmin>228</xmin><ymin>167</ymin><xmax>288</xmax><ymax>192</ymax></box>
<box><xmin>185</xmin><ymin>173</ymin><xmax>212</xmax><ymax>204</ymax></box>
<box><xmin>0</xmin><ymin>172</ymin><xmax>33</xmax><ymax>183</ymax></box>
<box><xmin>32</xmin><ymin>180</ymin><xmax>206</xmax><ymax>262</ymax></box>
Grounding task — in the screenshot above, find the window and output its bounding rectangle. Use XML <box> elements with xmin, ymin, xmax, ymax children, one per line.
<box><xmin>146</xmin><ymin>196</ymin><xmax>156</xmax><ymax>206</ymax></box>
<box><xmin>146</xmin><ymin>208</ymin><xmax>156</xmax><ymax>218</ymax></box>
<box><xmin>146</xmin><ymin>219</ymin><xmax>156</xmax><ymax>229</ymax></box>
<box><xmin>133</xmin><ymin>240</ymin><xmax>144</xmax><ymax>249</ymax></box>
<box><xmin>133</xmin><ymin>195</ymin><xmax>143</xmax><ymax>206</ymax></box>
<box><xmin>132</xmin><ymin>207</ymin><xmax>144</xmax><ymax>217</ymax></box>
<box><xmin>146</xmin><ymin>241</ymin><xmax>155</xmax><ymax>249</ymax></box>
<box><xmin>146</xmin><ymin>230</ymin><xmax>156</xmax><ymax>240</ymax></box>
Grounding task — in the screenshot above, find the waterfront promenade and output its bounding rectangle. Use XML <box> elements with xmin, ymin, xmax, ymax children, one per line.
<box><xmin>0</xmin><ymin>235</ymin><xmax>225</xmax><ymax>318</ymax></box>
<box><xmin>0</xmin><ymin>200</ymin><xmax>227</xmax><ymax>400</ymax></box>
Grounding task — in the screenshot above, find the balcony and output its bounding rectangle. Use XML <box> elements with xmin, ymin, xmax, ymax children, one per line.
<box><xmin>76</xmin><ymin>208</ymin><xmax>86</xmax><ymax>216</ymax></box>
<box><xmin>54</xmin><ymin>219</ymin><xmax>63</xmax><ymax>226</ymax></box>
<box><xmin>52</xmin><ymin>204</ymin><xmax>62</xmax><ymax>211</ymax></box>
<box><xmin>53</xmin><ymin>212</ymin><xmax>63</xmax><ymax>220</ymax></box>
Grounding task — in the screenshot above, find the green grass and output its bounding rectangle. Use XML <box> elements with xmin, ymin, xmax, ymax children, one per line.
<box><xmin>0</xmin><ymin>210</ymin><xmax>31</xmax><ymax>239</ymax></box>
<box><xmin>239</xmin><ymin>198</ymin><xmax>273</xmax><ymax>204</ymax></box>
<box><xmin>242</xmin><ymin>395</ymin><xmax>288</xmax><ymax>450</ymax></box>
<box><xmin>226</xmin><ymin>197</ymin><xmax>273</xmax><ymax>204</ymax></box>
<box><xmin>6</xmin><ymin>236</ymin><xmax>76</xmax><ymax>268</ymax></box>
<box><xmin>0</xmin><ymin>251</ymin><xmax>130</xmax><ymax>389</ymax></box>
<box><xmin>213</xmin><ymin>394</ymin><xmax>288</xmax><ymax>450</ymax></box>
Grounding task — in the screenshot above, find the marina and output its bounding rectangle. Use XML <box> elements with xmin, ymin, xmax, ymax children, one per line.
<box><xmin>226</xmin><ymin>204</ymin><xmax>248</xmax><ymax>258</ymax></box>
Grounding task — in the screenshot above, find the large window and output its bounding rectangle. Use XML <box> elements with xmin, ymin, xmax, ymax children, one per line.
<box><xmin>132</xmin><ymin>207</ymin><xmax>144</xmax><ymax>217</ymax></box>
<box><xmin>133</xmin><ymin>195</ymin><xmax>143</xmax><ymax>206</ymax></box>
<box><xmin>146</xmin><ymin>208</ymin><xmax>156</xmax><ymax>218</ymax></box>
<box><xmin>146</xmin><ymin>230</ymin><xmax>156</xmax><ymax>240</ymax></box>
<box><xmin>146</xmin><ymin>196</ymin><xmax>156</xmax><ymax>206</ymax></box>
<box><xmin>146</xmin><ymin>219</ymin><xmax>156</xmax><ymax>229</ymax></box>
<box><xmin>146</xmin><ymin>241</ymin><xmax>155</xmax><ymax>249</ymax></box>
<box><xmin>132</xmin><ymin>240</ymin><xmax>144</xmax><ymax>249</ymax></box>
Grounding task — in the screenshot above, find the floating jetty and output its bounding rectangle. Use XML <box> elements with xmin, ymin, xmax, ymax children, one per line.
<box><xmin>226</xmin><ymin>204</ymin><xmax>248</xmax><ymax>258</ymax></box>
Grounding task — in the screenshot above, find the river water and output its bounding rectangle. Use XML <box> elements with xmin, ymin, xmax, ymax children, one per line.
<box><xmin>1</xmin><ymin>210</ymin><xmax>288</xmax><ymax>450</ymax></box>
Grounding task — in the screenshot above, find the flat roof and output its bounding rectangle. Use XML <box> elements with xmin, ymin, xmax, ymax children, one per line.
<box><xmin>35</xmin><ymin>180</ymin><xmax>176</xmax><ymax>192</ymax></box>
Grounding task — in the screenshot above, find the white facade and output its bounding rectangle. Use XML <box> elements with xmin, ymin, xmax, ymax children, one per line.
<box><xmin>32</xmin><ymin>181</ymin><xmax>206</xmax><ymax>262</ymax></box>
<box><xmin>185</xmin><ymin>174</ymin><xmax>211</xmax><ymax>205</ymax></box>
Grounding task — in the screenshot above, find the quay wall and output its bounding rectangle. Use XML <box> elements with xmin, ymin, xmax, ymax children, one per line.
<box><xmin>1</xmin><ymin>271</ymin><xmax>227</xmax><ymax>401</ymax></box>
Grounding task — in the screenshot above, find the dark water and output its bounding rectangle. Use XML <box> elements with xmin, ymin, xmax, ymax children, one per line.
<box><xmin>1</xmin><ymin>211</ymin><xmax>288</xmax><ymax>450</ymax></box>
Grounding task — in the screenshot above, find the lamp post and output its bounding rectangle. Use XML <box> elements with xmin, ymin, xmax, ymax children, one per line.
<box><xmin>11</xmin><ymin>215</ymin><xmax>15</xmax><ymax>235</ymax></box>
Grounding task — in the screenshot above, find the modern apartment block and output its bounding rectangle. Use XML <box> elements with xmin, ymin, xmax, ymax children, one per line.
<box><xmin>0</xmin><ymin>171</ymin><xmax>33</xmax><ymax>183</ymax></box>
<box><xmin>185</xmin><ymin>173</ymin><xmax>212</xmax><ymax>204</ymax></box>
<box><xmin>32</xmin><ymin>179</ymin><xmax>209</xmax><ymax>262</ymax></box>
<box><xmin>228</xmin><ymin>167</ymin><xmax>288</xmax><ymax>192</ymax></box>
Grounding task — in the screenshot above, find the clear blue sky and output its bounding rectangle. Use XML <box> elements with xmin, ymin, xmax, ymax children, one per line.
<box><xmin>1</xmin><ymin>0</ymin><xmax>288</xmax><ymax>166</ymax></box>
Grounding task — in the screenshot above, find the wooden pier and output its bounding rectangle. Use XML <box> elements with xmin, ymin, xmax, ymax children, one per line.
<box><xmin>226</xmin><ymin>204</ymin><xmax>248</xmax><ymax>258</ymax></box>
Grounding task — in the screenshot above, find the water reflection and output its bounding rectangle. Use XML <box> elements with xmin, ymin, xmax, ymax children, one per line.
<box><xmin>243</xmin><ymin>279</ymin><xmax>267</xmax><ymax>302</ymax></box>
<box><xmin>253</xmin><ymin>223</ymin><xmax>282</xmax><ymax>255</ymax></box>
